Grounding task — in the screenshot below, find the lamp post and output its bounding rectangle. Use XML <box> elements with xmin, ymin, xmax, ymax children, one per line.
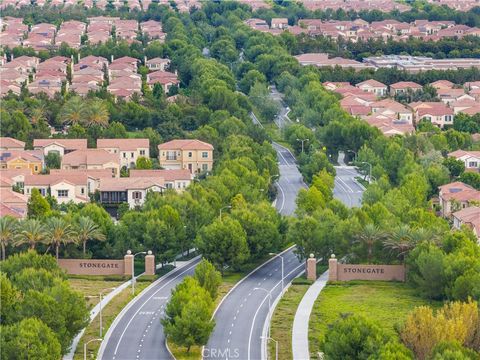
<box><xmin>296</xmin><ymin>138</ymin><xmax>309</xmax><ymax>153</ymax></box>
<box><xmin>260</xmin><ymin>336</ymin><xmax>279</xmax><ymax>360</ymax></box>
<box><xmin>219</xmin><ymin>205</ymin><xmax>232</xmax><ymax>220</ymax></box>
<box><xmin>360</xmin><ymin>161</ymin><xmax>372</xmax><ymax>183</ymax></box>
<box><xmin>253</xmin><ymin>287</ymin><xmax>272</xmax><ymax>310</ymax></box>
<box><xmin>269</xmin><ymin>252</ymin><xmax>285</xmax><ymax>291</ymax></box>
<box><xmin>128</xmin><ymin>250</ymin><xmax>147</xmax><ymax>295</ymax></box>
<box><xmin>84</xmin><ymin>338</ymin><xmax>102</xmax><ymax>360</ymax></box>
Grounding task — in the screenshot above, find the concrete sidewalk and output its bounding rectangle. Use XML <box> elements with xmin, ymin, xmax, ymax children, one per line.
<box><xmin>291</xmin><ymin>270</ymin><xmax>329</xmax><ymax>360</ymax></box>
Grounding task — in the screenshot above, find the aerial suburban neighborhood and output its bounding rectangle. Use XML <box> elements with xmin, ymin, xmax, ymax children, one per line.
<box><xmin>1</xmin><ymin>1</ymin><xmax>480</xmax><ymax>360</ymax></box>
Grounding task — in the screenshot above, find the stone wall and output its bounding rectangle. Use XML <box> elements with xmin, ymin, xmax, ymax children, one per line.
<box><xmin>328</xmin><ymin>256</ymin><xmax>405</xmax><ymax>282</ymax></box>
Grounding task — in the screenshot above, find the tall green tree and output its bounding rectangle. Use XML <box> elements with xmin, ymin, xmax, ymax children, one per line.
<box><xmin>76</xmin><ymin>216</ymin><xmax>106</xmax><ymax>256</ymax></box>
<box><xmin>0</xmin><ymin>216</ymin><xmax>17</xmax><ymax>261</ymax></box>
<box><xmin>27</xmin><ymin>188</ymin><xmax>51</xmax><ymax>219</ymax></box>
<box><xmin>194</xmin><ymin>259</ymin><xmax>222</xmax><ymax>300</ymax></box>
<box><xmin>196</xmin><ymin>217</ymin><xmax>249</xmax><ymax>273</ymax></box>
<box><xmin>44</xmin><ymin>217</ymin><xmax>77</xmax><ymax>259</ymax></box>
<box><xmin>14</xmin><ymin>219</ymin><xmax>46</xmax><ymax>250</ymax></box>
<box><xmin>59</xmin><ymin>96</ymin><xmax>85</xmax><ymax>125</ymax></box>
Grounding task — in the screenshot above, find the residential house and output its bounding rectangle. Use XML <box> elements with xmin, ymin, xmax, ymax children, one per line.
<box><xmin>452</xmin><ymin>206</ymin><xmax>480</xmax><ymax>243</ymax></box>
<box><xmin>448</xmin><ymin>150</ymin><xmax>480</xmax><ymax>172</ymax></box>
<box><xmin>130</xmin><ymin>169</ymin><xmax>192</xmax><ymax>192</ymax></box>
<box><xmin>146</xmin><ymin>71</ymin><xmax>179</xmax><ymax>93</ymax></box>
<box><xmin>438</xmin><ymin>181</ymin><xmax>480</xmax><ymax>217</ymax></box>
<box><xmin>271</xmin><ymin>18</ymin><xmax>288</xmax><ymax>29</ymax></box>
<box><xmin>0</xmin><ymin>150</ymin><xmax>43</xmax><ymax>174</ymax></box>
<box><xmin>24</xmin><ymin>173</ymin><xmax>89</xmax><ymax>204</ymax></box>
<box><xmin>61</xmin><ymin>149</ymin><xmax>120</xmax><ymax>177</ymax></box>
<box><xmin>410</xmin><ymin>102</ymin><xmax>454</xmax><ymax>128</ymax></box>
<box><xmin>355</xmin><ymin>79</ymin><xmax>388</xmax><ymax>97</ymax></box>
<box><xmin>0</xmin><ymin>168</ymin><xmax>31</xmax><ymax>191</ymax></box>
<box><xmin>145</xmin><ymin>58</ymin><xmax>170</xmax><ymax>71</ymax></box>
<box><xmin>33</xmin><ymin>138</ymin><xmax>88</xmax><ymax>157</ymax></box>
<box><xmin>430</xmin><ymin>80</ymin><xmax>454</xmax><ymax>90</ymax></box>
<box><xmin>97</xmin><ymin>138</ymin><xmax>149</xmax><ymax>169</ymax></box>
<box><xmin>158</xmin><ymin>139</ymin><xmax>213</xmax><ymax>174</ymax></box>
<box><xmin>0</xmin><ymin>187</ymin><xmax>27</xmax><ymax>218</ymax></box>
<box><xmin>0</xmin><ymin>137</ymin><xmax>25</xmax><ymax>151</ymax></box>
<box><xmin>389</xmin><ymin>81</ymin><xmax>422</xmax><ymax>96</ymax></box>
<box><xmin>371</xmin><ymin>99</ymin><xmax>413</xmax><ymax>123</ymax></box>
<box><xmin>98</xmin><ymin>177</ymin><xmax>165</xmax><ymax>208</ymax></box>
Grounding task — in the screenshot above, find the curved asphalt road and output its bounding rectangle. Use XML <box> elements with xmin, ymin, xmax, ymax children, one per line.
<box><xmin>204</xmin><ymin>139</ymin><xmax>307</xmax><ymax>360</ymax></box>
<box><xmin>333</xmin><ymin>153</ymin><xmax>365</xmax><ymax>208</ymax></box>
<box><xmin>98</xmin><ymin>257</ymin><xmax>201</xmax><ymax>360</ymax></box>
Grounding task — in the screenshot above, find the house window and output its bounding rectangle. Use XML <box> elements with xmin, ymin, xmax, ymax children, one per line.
<box><xmin>445</xmin><ymin>115</ymin><xmax>453</xmax><ymax>122</ymax></box>
<box><xmin>81</xmin><ymin>187</ymin><xmax>85</xmax><ymax>195</ymax></box>
<box><xmin>202</xmin><ymin>164</ymin><xmax>208</xmax><ymax>171</ymax></box>
<box><xmin>166</xmin><ymin>151</ymin><xmax>177</xmax><ymax>160</ymax></box>
<box><xmin>123</xmin><ymin>152</ymin><xmax>127</xmax><ymax>158</ymax></box>
<box><xmin>468</xmin><ymin>161</ymin><xmax>478</xmax><ymax>168</ymax></box>
<box><xmin>57</xmin><ymin>190</ymin><xmax>68</xmax><ymax>198</ymax></box>
<box><xmin>188</xmin><ymin>152</ymin><xmax>193</xmax><ymax>158</ymax></box>
<box><xmin>140</xmin><ymin>150</ymin><xmax>145</xmax><ymax>156</ymax></box>
<box><xmin>131</xmin><ymin>152</ymin><xmax>134</xmax><ymax>158</ymax></box>
<box><xmin>133</xmin><ymin>191</ymin><xmax>142</xmax><ymax>199</ymax></box>
<box><xmin>34</xmin><ymin>166</ymin><xmax>38</xmax><ymax>171</ymax></box>
<box><xmin>202</xmin><ymin>152</ymin><xmax>208</xmax><ymax>158</ymax></box>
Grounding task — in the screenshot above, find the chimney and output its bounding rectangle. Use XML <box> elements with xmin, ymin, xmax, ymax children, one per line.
<box><xmin>77</xmin><ymin>53</ymin><xmax>80</xmax><ymax>62</ymax></box>
<box><xmin>11</xmin><ymin>53</ymin><xmax>14</xmax><ymax>61</ymax></box>
<box><xmin>144</xmin><ymin>56</ymin><xmax>147</xmax><ymax>65</ymax></box>
<box><xmin>111</xmin><ymin>55</ymin><xmax>114</xmax><ymax>63</ymax></box>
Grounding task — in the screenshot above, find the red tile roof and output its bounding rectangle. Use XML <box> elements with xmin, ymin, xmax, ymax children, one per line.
<box><xmin>158</xmin><ymin>139</ymin><xmax>213</xmax><ymax>151</ymax></box>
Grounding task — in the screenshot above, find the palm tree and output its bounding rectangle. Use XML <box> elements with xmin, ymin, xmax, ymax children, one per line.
<box><xmin>0</xmin><ymin>216</ymin><xmax>17</xmax><ymax>260</ymax></box>
<box><xmin>383</xmin><ymin>224</ymin><xmax>415</xmax><ymax>262</ymax></box>
<box><xmin>84</xmin><ymin>99</ymin><xmax>109</xmax><ymax>128</ymax></box>
<box><xmin>354</xmin><ymin>223</ymin><xmax>387</xmax><ymax>262</ymax></box>
<box><xmin>410</xmin><ymin>227</ymin><xmax>442</xmax><ymax>247</ymax></box>
<box><xmin>44</xmin><ymin>217</ymin><xmax>77</xmax><ymax>259</ymax></box>
<box><xmin>29</xmin><ymin>105</ymin><xmax>48</xmax><ymax>125</ymax></box>
<box><xmin>59</xmin><ymin>96</ymin><xmax>85</xmax><ymax>125</ymax></box>
<box><xmin>15</xmin><ymin>219</ymin><xmax>46</xmax><ymax>250</ymax></box>
<box><xmin>76</xmin><ymin>216</ymin><xmax>106</xmax><ymax>256</ymax></box>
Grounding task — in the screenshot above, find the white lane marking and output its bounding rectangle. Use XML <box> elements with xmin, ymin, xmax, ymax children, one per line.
<box><xmin>247</xmin><ymin>261</ymin><xmax>306</xmax><ymax>360</ymax></box>
<box><xmin>277</xmin><ymin>180</ymin><xmax>286</xmax><ymax>213</ymax></box>
<box><xmin>113</xmin><ymin>261</ymin><xmax>199</xmax><ymax>356</ymax></box>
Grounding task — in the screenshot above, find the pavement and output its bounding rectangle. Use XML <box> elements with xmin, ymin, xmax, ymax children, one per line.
<box><xmin>98</xmin><ymin>256</ymin><xmax>201</xmax><ymax>360</ymax></box>
<box><xmin>204</xmin><ymin>247</ymin><xmax>305</xmax><ymax>360</ymax></box>
<box><xmin>333</xmin><ymin>153</ymin><xmax>365</xmax><ymax>208</ymax></box>
<box><xmin>272</xmin><ymin>141</ymin><xmax>308</xmax><ymax>216</ymax></box>
<box><xmin>291</xmin><ymin>271</ymin><xmax>329</xmax><ymax>360</ymax></box>
<box><xmin>270</xmin><ymin>85</ymin><xmax>292</xmax><ymax>129</ymax></box>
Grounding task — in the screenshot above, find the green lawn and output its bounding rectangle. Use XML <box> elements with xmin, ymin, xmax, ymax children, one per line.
<box><xmin>309</xmin><ymin>281</ymin><xmax>441</xmax><ymax>358</ymax></box>
<box><xmin>269</xmin><ymin>284</ymin><xmax>310</xmax><ymax>360</ymax></box>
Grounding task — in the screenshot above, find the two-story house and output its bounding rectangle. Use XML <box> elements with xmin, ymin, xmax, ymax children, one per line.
<box><xmin>448</xmin><ymin>150</ymin><xmax>480</xmax><ymax>172</ymax></box>
<box><xmin>0</xmin><ymin>150</ymin><xmax>44</xmax><ymax>174</ymax></box>
<box><xmin>158</xmin><ymin>139</ymin><xmax>213</xmax><ymax>174</ymax></box>
<box><xmin>97</xmin><ymin>138</ymin><xmax>150</xmax><ymax>169</ymax></box>
<box><xmin>0</xmin><ymin>137</ymin><xmax>25</xmax><ymax>151</ymax></box>
<box><xmin>33</xmin><ymin>138</ymin><xmax>88</xmax><ymax>157</ymax></box>
<box><xmin>355</xmin><ymin>79</ymin><xmax>388</xmax><ymax>97</ymax></box>
<box><xmin>129</xmin><ymin>169</ymin><xmax>193</xmax><ymax>192</ymax></box>
<box><xmin>438</xmin><ymin>181</ymin><xmax>480</xmax><ymax>217</ymax></box>
<box><xmin>24</xmin><ymin>173</ymin><xmax>89</xmax><ymax>204</ymax></box>
<box><xmin>61</xmin><ymin>149</ymin><xmax>120</xmax><ymax>177</ymax></box>
<box><xmin>98</xmin><ymin>177</ymin><xmax>165</xmax><ymax>208</ymax></box>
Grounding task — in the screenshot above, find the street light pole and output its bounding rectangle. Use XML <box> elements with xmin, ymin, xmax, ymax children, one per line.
<box><xmin>296</xmin><ymin>138</ymin><xmax>309</xmax><ymax>153</ymax></box>
<box><xmin>219</xmin><ymin>205</ymin><xmax>232</xmax><ymax>220</ymax></box>
<box><xmin>129</xmin><ymin>250</ymin><xmax>147</xmax><ymax>295</ymax></box>
<box><xmin>84</xmin><ymin>338</ymin><xmax>102</xmax><ymax>360</ymax></box>
<box><xmin>260</xmin><ymin>336</ymin><xmax>279</xmax><ymax>360</ymax></box>
<box><xmin>269</xmin><ymin>252</ymin><xmax>285</xmax><ymax>291</ymax></box>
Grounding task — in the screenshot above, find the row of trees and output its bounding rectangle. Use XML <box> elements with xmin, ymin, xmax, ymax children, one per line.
<box><xmin>162</xmin><ymin>259</ymin><xmax>221</xmax><ymax>352</ymax></box>
<box><xmin>321</xmin><ymin>300</ymin><xmax>480</xmax><ymax>360</ymax></box>
<box><xmin>0</xmin><ymin>251</ymin><xmax>89</xmax><ymax>358</ymax></box>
